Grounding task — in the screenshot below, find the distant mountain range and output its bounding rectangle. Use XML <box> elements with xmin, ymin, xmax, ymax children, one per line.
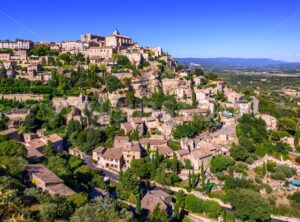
<box><xmin>175</xmin><ymin>57</ymin><xmax>300</xmax><ymax>70</ymax></box>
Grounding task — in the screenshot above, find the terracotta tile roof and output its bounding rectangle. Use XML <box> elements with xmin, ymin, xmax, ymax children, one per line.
<box><xmin>93</xmin><ymin>147</ymin><xmax>106</xmax><ymax>154</ymax></box>
<box><xmin>139</xmin><ymin>138</ymin><xmax>167</xmax><ymax>146</ymax></box>
<box><xmin>0</xmin><ymin>128</ymin><xmax>18</xmax><ymax>135</ymax></box>
<box><xmin>141</xmin><ymin>191</ymin><xmax>167</xmax><ymax>212</ymax></box>
<box><xmin>102</xmin><ymin>147</ymin><xmax>123</xmax><ymax>161</ymax></box>
<box><xmin>45</xmin><ymin>134</ymin><xmax>63</xmax><ymax>143</ymax></box>
<box><xmin>131</xmin><ymin>117</ymin><xmax>143</xmax><ymax>124</ymax></box>
<box><xmin>26</xmin><ymin>138</ymin><xmax>46</xmax><ymax>150</ymax></box>
<box><xmin>121</xmin><ymin>122</ymin><xmax>134</xmax><ymax>132</ymax></box>
<box><xmin>191</xmin><ymin>148</ymin><xmax>212</xmax><ymax>160</ymax></box>
<box><xmin>26</xmin><ymin>164</ymin><xmax>63</xmax><ymax>184</ymax></box>
<box><xmin>46</xmin><ymin>183</ymin><xmax>76</xmax><ymax>196</ymax></box>
<box><xmin>157</xmin><ymin>145</ymin><xmax>173</xmax><ymax>156</ymax></box>
<box><xmin>26</xmin><ymin>146</ymin><xmax>44</xmax><ymax>158</ymax></box>
<box><xmin>175</xmin><ymin>149</ymin><xmax>190</xmax><ymax>156</ymax></box>
<box><xmin>122</xmin><ymin>142</ymin><xmax>141</xmax><ymax>152</ymax></box>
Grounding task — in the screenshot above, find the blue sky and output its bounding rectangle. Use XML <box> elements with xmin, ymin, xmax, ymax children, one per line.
<box><xmin>1</xmin><ymin>0</ymin><xmax>300</xmax><ymax>61</ymax></box>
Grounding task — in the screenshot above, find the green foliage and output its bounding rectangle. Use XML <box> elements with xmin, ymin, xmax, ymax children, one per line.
<box><xmin>193</xmin><ymin>68</ymin><xmax>204</xmax><ymax>76</ymax></box>
<box><xmin>71</xmin><ymin>128</ymin><xmax>106</xmax><ymax>153</ymax></box>
<box><xmin>70</xmin><ymin>196</ymin><xmax>133</xmax><ymax>222</ymax></box>
<box><xmin>68</xmin><ymin>155</ymin><xmax>84</xmax><ymax>170</ymax></box>
<box><xmin>161</xmin><ymin>71</ymin><xmax>176</xmax><ymax>79</ymax></box>
<box><xmin>172</xmin><ymin>115</ymin><xmax>220</xmax><ymax>139</ymax></box>
<box><xmin>0</xmin><ymin>140</ymin><xmax>26</xmax><ymax>177</ymax></box>
<box><xmin>116</xmin><ymin>169</ymin><xmax>140</xmax><ymax>200</ymax></box>
<box><xmin>46</xmin><ymin>156</ymin><xmax>71</xmax><ymax>179</ymax></box>
<box><xmin>295</xmin><ymin>156</ymin><xmax>300</xmax><ymax>164</ymax></box>
<box><xmin>289</xmin><ymin>191</ymin><xmax>300</xmax><ymax>204</ymax></box>
<box><xmin>230</xmin><ymin>145</ymin><xmax>249</xmax><ymax>161</ymax></box>
<box><xmin>0</xmin><ymin>140</ymin><xmax>26</xmax><ymax>157</ymax></box>
<box><xmin>227</xmin><ymin>189</ymin><xmax>272</xmax><ymax>221</ymax></box>
<box><xmin>210</xmin><ymin>155</ymin><xmax>236</xmax><ymax>173</ymax></box>
<box><xmin>270</xmin><ymin>164</ymin><xmax>296</xmax><ymax>180</ymax></box>
<box><xmin>74</xmin><ymin>165</ymin><xmax>93</xmax><ymax>184</ymax></box>
<box><xmin>104</xmin><ymin>74</ymin><xmax>124</xmax><ymax>93</ymax></box>
<box><xmin>278</xmin><ymin>117</ymin><xmax>298</xmax><ymax>135</ymax></box>
<box><xmin>184</xmin><ymin>194</ymin><xmax>222</xmax><ymax>218</ymax></box>
<box><xmin>92</xmin><ymin>174</ymin><xmax>107</xmax><ymax>190</ymax></box>
<box><xmin>130</xmin><ymin>158</ymin><xmax>151</xmax><ymax>179</ymax></box>
<box><xmin>175</xmin><ymin>190</ymin><xmax>186</xmax><ymax>208</ymax></box>
<box><xmin>236</xmin><ymin>114</ymin><xmax>268</xmax><ymax>144</ymax></box>
<box><xmin>185</xmin><ymin>159</ymin><xmax>192</xmax><ymax>169</ymax></box>
<box><xmin>149</xmin><ymin>204</ymin><xmax>170</xmax><ymax>222</ymax></box>
<box><xmin>28</xmin><ymin>44</ymin><xmax>59</xmax><ymax>56</ymax></box>
<box><xmin>67</xmin><ymin>193</ymin><xmax>89</xmax><ymax>208</ymax></box>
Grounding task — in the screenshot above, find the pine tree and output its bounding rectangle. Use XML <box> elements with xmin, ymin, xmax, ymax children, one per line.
<box><xmin>200</xmin><ymin>161</ymin><xmax>206</xmax><ymax>192</ymax></box>
<box><xmin>174</xmin><ymin>203</ymin><xmax>180</xmax><ymax>220</ymax></box>
<box><xmin>294</xmin><ymin>131</ymin><xmax>299</xmax><ymax>148</ymax></box>
<box><xmin>171</xmin><ymin>153</ymin><xmax>179</xmax><ymax>173</ymax></box>
<box><xmin>136</xmin><ymin>193</ymin><xmax>141</xmax><ymax>217</ymax></box>
<box><xmin>188</xmin><ymin>169</ymin><xmax>192</xmax><ymax>189</ymax></box>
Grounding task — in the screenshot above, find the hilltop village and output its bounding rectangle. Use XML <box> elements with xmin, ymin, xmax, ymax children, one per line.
<box><xmin>0</xmin><ymin>30</ymin><xmax>300</xmax><ymax>222</ymax></box>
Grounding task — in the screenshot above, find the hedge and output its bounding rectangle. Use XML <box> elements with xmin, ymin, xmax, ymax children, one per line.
<box><xmin>184</xmin><ymin>194</ymin><xmax>222</xmax><ymax>218</ymax></box>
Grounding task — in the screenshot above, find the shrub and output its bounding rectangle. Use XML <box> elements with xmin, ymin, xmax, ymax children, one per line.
<box><xmin>184</xmin><ymin>194</ymin><xmax>222</xmax><ymax>218</ymax></box>
<box><xmin>210</xmin><ymin>155</ymin><xmax>235</xmax><ymax>173</ymax></box>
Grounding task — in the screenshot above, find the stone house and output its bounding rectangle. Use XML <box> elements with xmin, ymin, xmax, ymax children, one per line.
<box><xmin>26</xmin><ymin>164</ymin><xmax>75</xmax><ymax>196</ymax></box>
<box><xmin>139</xmin><ymin>137</ymin><xmax>173</xmax><ymax>158</ymax></box>
<box><xmin>24</xmin><ymin>132</ymin><xmax>63</xmax><ymax>159</ymax></box>
<box><xmin>0</xmin><ymin>128</ymin><xmax>20</xmax><ymax>140</ymax></box>
<box><xmin>92</xmin><ymin>141</ymin><xmax>143</xmax><ymax>171</ymax></box>
<box><xmin>141</xmin><ymin>190</ymin><xmax>172</xmax><ymax>214</ymax></box>
<box><xmin>121</xmin><ymin>117</ymin><xmax>144</xmax><ymax>136</ymax></box>
<box><xmin>92</xmin><ymin>147</ymin><xmax>125</xmax><ymax>171</ymax></box>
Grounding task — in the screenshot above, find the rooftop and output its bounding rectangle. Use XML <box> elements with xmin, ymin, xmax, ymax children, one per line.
<box><xmin>26</xmin><ymin>164</ymin><xmax>63</xmax><ymax>184</ymax></box>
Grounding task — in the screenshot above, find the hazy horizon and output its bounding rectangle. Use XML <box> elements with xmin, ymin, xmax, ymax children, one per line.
<box><xmin>1</xmin><ymin>0</ymin><xmax>300</xmax><ymax>62</ymax></box>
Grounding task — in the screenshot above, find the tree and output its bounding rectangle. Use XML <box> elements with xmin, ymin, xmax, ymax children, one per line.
<box><xmin>294</xmin><ymin>131</ymin><xmax>299</xmax><ymax>148</ymax></box>
<box><xmin>175</xmin><ymin>190</ymin><xmax>186</xmax><ymax>208</ymax></box>
<box><xmin>135</xmin><ymin>193</ymin><xmax>141</xmax><ymax>217</ymax></box>
<box><xmin>130</xmin><ymin>158</ymin><xmax>151</xmax><ymax>179</ymax></box>
<box><xmin>155</xmin><ymin>166</ymin><xmax>167</xmax><ymax>185</ymax></box>
<box><xmin>67</xmin><ymin>119</ymin><xmax>82</xmax><ymax>136</ymax></box>
<box><xmin>230</xmin><ymin>146</ymin><xmax>249</xmax><ymax>161</ymax></box>
<box><xmin>0</xmin><ymin>68</ymin><xmax>7</xmax><ymax>79</ymax></box>
<box><xmin>174</xmin><ymin>203</ymin><xmax>180</xmax><ymax>220</ymax></box>
<box><xmin>210</xmin><ymin>155</ymin><xmax>235</xmax><ymax>173</ymax></box>
<box><xmin>105</xmin><ymin>75</ymin><xmax>123</xmax><ymax>93</ymax></box>
<box><xmin>171</xmin><ymin>153</ymin><xmax>180</xmax><ymax>173</ymax></box>
<box><xmin>70</xmin><ymin>129</ymin><xmax>106</xmax><ymax>153</ymax></box>
<box><xmin>185</xmin><ymin>159</ymin><xmax>192</xmax><ymax>169</ymax></box>
<box><xmin>125</xmin><ymin>90</ymin><xmax>135</xmax><ymax>108</ymax></box>
<box><xmin>67</xmin><ymin>193</ymin><xmax>88</xmax><ymax>208</ymax></box>
<box><xmin>200</xmin><ymin>162</ymin><xmax>206</xmax><ymax>192</ymax></box>
<box><xmin>172</xmin><ymin>123</ymin><xmax>196</xmax><ymax>139</ymax></box>
<box><xmin>0</xmin><ymin>156</ymin><xmax>26</xmax><ymax>177</ymax></box>
<box><xmin>149</xmin><ymin>204</ymin><xmax>170</xmax><ymax>222</ymax></box>
<box><xmin>92</xmin><ymin>174</ymin><xmax>107</xmax><ymax>190</ymax></box>
<box><xmin>70</xmin><ymin>196</ymin><xmax>133</xmax><ymax>222</ymax></box>
<box><xmin>68</xmin><ymin>156</ymin><xmax>83</xmax><ymax>170</ymax></box>
<box><xmin>0</xmin><ymin>140</ymin><xmax>27</xmax><ymax>157</ymax></box>
<box><xmin>74</xmin><ymin>165</ymin><xmax>92</xmax><ymax>184</ymax></box>
<box><xmin>46</xmin><ymin>156</ymin><xmax>71</xmax><ymax>179</ymax></box>
<box><xmin>193</xmin><ymin>68</ymin><xmax>204</xmax><ymax>76</ymax></box>
<box><xmin>117</xmin><ymin>169</ymin><xmax>140</xmax><ymax>200</ymax></box>
<box><xmin>278</xmin><ymin>117</ymin><xmax>297</xmax><ymax>135</ymax></box>
<box><xmin>184</xmin><ymin>194</ymin><xmax>222</xmax><ymax>218</ymax></box>
<box><xmin>227</xmin><ymin>189</ymin><xmax>272</xmax><ymax>221</ymax></box>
